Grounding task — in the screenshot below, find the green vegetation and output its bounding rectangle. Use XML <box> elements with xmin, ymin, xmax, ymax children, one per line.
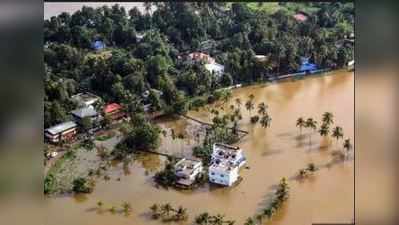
<box><xmin>72</xmin><ymin>177</ymin><xmax>94</xmax><ymax>193</ymax></box>
<box><xmin>195</xmin><ymin>212</ymin><xmax>235</xmax><ymax>225</ymax></box>
<box><xmin>247</xmin><ymin>177</ymin><xmax>290</xmax><ymax>224</ymax></box>
<box><xmin>112</xmin><ymin>113</ymin><xmax>161</xmax><ymax>159</ymax></box>
<box><xmin>154</xmin><ymin>158</ymin><xmax>179</xmax><ymax>188</ymax></box>
<box><xmin>95</xmin><ymin>200</ymin><xmax>133</xmax><ymax>216</ymax></box>
<box><xmin>44</xmin><ymin>2</ymin><xmax>354</xmax><ymax>129</ymax></box>
<box><xmin>305</xmin><ymin>118</ymin><xmax>317</xmax><ymax>147</ymax></box>
<box><xmin>296</xmin><ymin>117</ymin><xmax>305</xmax><ymax>135</ymax></box>
<box><xmin>298</xmin><ymin>163</ymin><xmax>318</xmax><ymax>179</ymax></box>
<box><xmin>150</xmin><ymin>203</ymin><xmax>189</xmax><ymax>222</ymax></box>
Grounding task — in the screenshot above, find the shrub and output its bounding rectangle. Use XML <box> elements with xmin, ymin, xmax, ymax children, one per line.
<box><xmin>44</xmin><ymin>174</ymin><xmax>55</xmax><ymax>194</ymax></box>
<box><xmin>250</xmin><ymin>115</ymin><xmax>260</xmax><ymax>123</ymax></box>
<box><xmin>72</xmin><ymin>177</ymin><xmax>94</xmax><ymax>193</ymax></box>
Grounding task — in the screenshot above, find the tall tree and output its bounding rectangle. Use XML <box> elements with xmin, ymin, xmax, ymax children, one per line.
<box><xmin>257</xmin><ymin>102</ymin><xmax>268</xmax><ymax>115</ymax></box>
<box><xmin>331</xmin><ymin>126</ymin><xmax>344</xmax><ymax>147</ymax></box>
<box><xmin>296</xmin><ymin>117</ymin><xmax>306</xmax><ymax>135</ymax></box>
<box><xmin>305</xmin><ymin>118</ymin><xmax>317</xmax><ymax>148</ymax></box>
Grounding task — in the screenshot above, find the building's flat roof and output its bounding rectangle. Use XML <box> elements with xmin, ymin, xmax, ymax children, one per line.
<box><xmin>214</xmin><ymin>143</ymin><xmax>240</xmax><ymax>151</ymax></box>
<box><xmin>45</xmin><ymin>121</ymin><xmax>77</xmax><ymax>135</ymax></box>
<box><xmin>209</xmin><ymin>159</ymin><xmax>236</xmax><ymax>172</ymax></box>
<box><xmin>205</xmin><ymin>63</ymin><xmax>224</xmax><ymax>70</ymax></box>
<box><xmin>71</xmin><ymin>93</ymin><xmax>100</xmax><ymax>105</ymax></box>
<box><xmin>175</xmin><ymin>158</ymin><xmax>202</xmax><ymax>177</ymax></box>
<box><xmin>71</xmin><ymin>106</ymin><xmax>98</xmax><ymax>118</ymax></box>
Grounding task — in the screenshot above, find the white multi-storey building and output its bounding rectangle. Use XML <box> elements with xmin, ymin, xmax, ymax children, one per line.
<box><xmin>208</xmin><ymin>143</ymin><xmax>246</xmax><ymax>186</ymax></box>
<box><xmin>174</xmin><ymin>158</ymin><xmax>203</xmax><ymax>187</ymax></box>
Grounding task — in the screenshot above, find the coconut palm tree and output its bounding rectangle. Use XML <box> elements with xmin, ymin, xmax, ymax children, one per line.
<box><xmin>175</xmin><ymin>206</ymin><xmax>188</xmax><ymax>221</ymax></box>
<box><xmin>195</xmin><ymin>212</ymin><xmax>210</xmax><ymax>225</ymax></box>
<box><xmin>331</xmin><ymin>126</ymin><xmax>344</xmax><ymax>147</ymax></box>
<box><xmin>305</xmin><ymin>118</ymin><xmax>317</xmax><ymax>147</ymax></box>
<box><xmin>161</xmin><ymin>203</ymin><xmax>173</xmax><ymax>217</ymax></box>
<box><xmin>318</xmin><ymin>123</ymin><xmax>330</xmax><ymax>138</ymax></box>
<box><xmin>322</xmin><ymin>112</ymin><xmax>334</xmax><ymax>126</ymax></box>
<box><xmin>122</xmin><ymin>202</ymin><xmax>132</xmax><ymax>215</ymax></box>
<box><xmin>212</xmin><ymin>214</ymin><xmax>225</xmax><ymax>225</ymax></box>
<box><xmin>343</xmin><ymin>138</ymin><xmax>353</xmax><ymax>157</ymax></box>
<box><xmin>260</xmin><ymin>113</ymin><xmax>272</xmax><ymax>128</ymax></box>
<box><xmin>150</xmin><ymin>204</ymin><xmax>161</xmax><ymax>219</ymax></box>
<box><xmin>235</xmin><ymin>98</ymin><xmax>242</xmax><ymax>109</ymax></box>
<box><xmin>233</xmin><ymin>109</ymin><xmax>242</xmax><ymax>121</ymax></box>
<box><xmin>307</xmin><ymin>163</ymin><xmax>316</xmax><ymax>172</ymax></box>
<box><xmin>245</xmin><ymin>99</ymin><xmax>255</xmax><ymax>116</ymax></box>
<box><xmin>296</xmin><ymin>117</ymin><xmax>306</xmax><ymax>135</ymax></box>
<box><xmin>249</xmin><ymin>94</ymin><xmax>255</xmax><ymax>101</ymax></box>
<box><xmin>257</xmin><ymin>102</ymin><xmax>268</xmax><ymax>115</ymax></box>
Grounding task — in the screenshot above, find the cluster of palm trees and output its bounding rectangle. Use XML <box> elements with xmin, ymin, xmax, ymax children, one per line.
<box><xmin>296</xmin><ymin>112</ymin><xmax>353</xmax><ymax>157</ymax></box>
<box><xmin>150</xmin><ymin>203</ymin><xmax>188</xmax><ymax>222</ymax></box>
<box><xmin>96</xmin><ymin>200</ymin><xmax>132</xmax><ymax>216</ymax></box>
<box><xmin>244</xmin><ymin>178</ymin><xmax>289</xmax><ymax>225</ymax></box>
<box><xmin>239</xmin><ymin>94</ymin><xmax>272</xmax><ymax>129</ymax></box>
<box><xmin>195</xmin><ymin>212</ymin><xmax>235</xmax><ymax>225</ymax></box>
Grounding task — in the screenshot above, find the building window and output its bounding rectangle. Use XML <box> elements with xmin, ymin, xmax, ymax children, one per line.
<box><xmin>211</xmin><ymin>172</ymin><xmax>215</xmax><ymax>176</ymax></box>
<box><xmin>220</xmin><ymin>174</ymin><xmax>224</xmax><ymax>178</ymax></box>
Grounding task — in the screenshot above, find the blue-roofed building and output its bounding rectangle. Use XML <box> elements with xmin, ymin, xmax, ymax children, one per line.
<box><xmin>91</xmin><ymin>40</ymin><xmax>106</xmax><ymax>51</ymax></box>
<box><xmin>299</xmin><ymin>57</ymin><xmax>317</xmax><ymax>73</ymax></box>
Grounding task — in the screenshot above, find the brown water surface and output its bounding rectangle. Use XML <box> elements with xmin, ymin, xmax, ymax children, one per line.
<box><xmin>44</xmin><ymin>70</ymin><xmax>354</xmax><ymax>225</ymax></box>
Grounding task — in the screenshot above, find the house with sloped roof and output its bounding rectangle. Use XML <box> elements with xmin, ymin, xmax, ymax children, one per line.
<box><xmin>299</xmin><ymin>57</ymin><xmax>317</xmax><ymax>73</ymax></box>
<box><xmin>103</xmin><ymin>103</ymin><xmax>125</xmax><ymax>121</ymax></box>
<box><xmin>91</xmin><ymin>40</ymin><xmax>106</xmax><ymax>51</ymax></box>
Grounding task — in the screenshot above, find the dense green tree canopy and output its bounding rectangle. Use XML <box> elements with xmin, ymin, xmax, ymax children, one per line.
<box><xmin>44</xmin><ymin>2</ymin><xmax>354</xmax><ymax>128</ymax></box>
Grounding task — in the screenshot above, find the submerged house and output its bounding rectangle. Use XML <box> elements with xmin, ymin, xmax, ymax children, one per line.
<box><xmin>45</xmin><ymin>121</ymin><xmax>78</xmax><ymax>143</ymax></box>
<box><xmin>208</xmin><ymin>143</ymin><xmax>246</xmax><ymax>186</ymax></box>
<box><xmin>174</xmin><ymin>158</ymin><xmax>203</xmax><ymax>187</ymax></box>
<box><xmin>299</xmin><ymin>57</ymin><xmax>318</xmax><ymax>73</ymax></box>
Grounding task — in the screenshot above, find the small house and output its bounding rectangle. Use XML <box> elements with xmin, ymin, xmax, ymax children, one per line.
<box><xmin>45</xmin><ymin>121</ymin><xmax>78</xmax><ymax>143</ymax></box>
<box><xmin>255</xmin><ymin>55</ymin><xmax>267</xmax><ymax>62</ymax></box>
<box><xmin>91</xmin><ymin>40</ymin><xmax>106</xmax><ymax>51</ymax></box>
<box><xmin>174</xmin><ymin>158</ymin><xmax>203</xmax><ymax>186</ymax></box>
<box><xmin>103</xmin><ymin>103</ymin><xmax>125</xmax><ymax>120</ymax></box>
<box><xmin>293</xmin><ymin>13</ymin><xmax>308</xmax><ymax>22</ymax></box>
<box><xmin>205</xmin><ymin>63</ymin><xmax>225</xmax><ymax>77</ymax></box>
<box><xmin>299</xmin><ymin>57</ymin><xmax>318</xmax><ymax>73</ymax></box>
<box><xmin>187</xmin><ymin>52</ymin><xmax>216</xmax><ymax>64</ymax></box>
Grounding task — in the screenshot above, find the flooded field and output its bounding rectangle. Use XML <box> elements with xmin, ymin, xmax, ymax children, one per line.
<box><xmin>44</xmin><ymin>70</ymin><xmax>354</xmax><ymax>225</ymax></box>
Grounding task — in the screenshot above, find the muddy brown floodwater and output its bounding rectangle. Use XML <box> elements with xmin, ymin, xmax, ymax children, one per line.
<box><xmin>44</xmin><ymin>70</ymin><xmax>354</xmax><ymax>225</ymax></box>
